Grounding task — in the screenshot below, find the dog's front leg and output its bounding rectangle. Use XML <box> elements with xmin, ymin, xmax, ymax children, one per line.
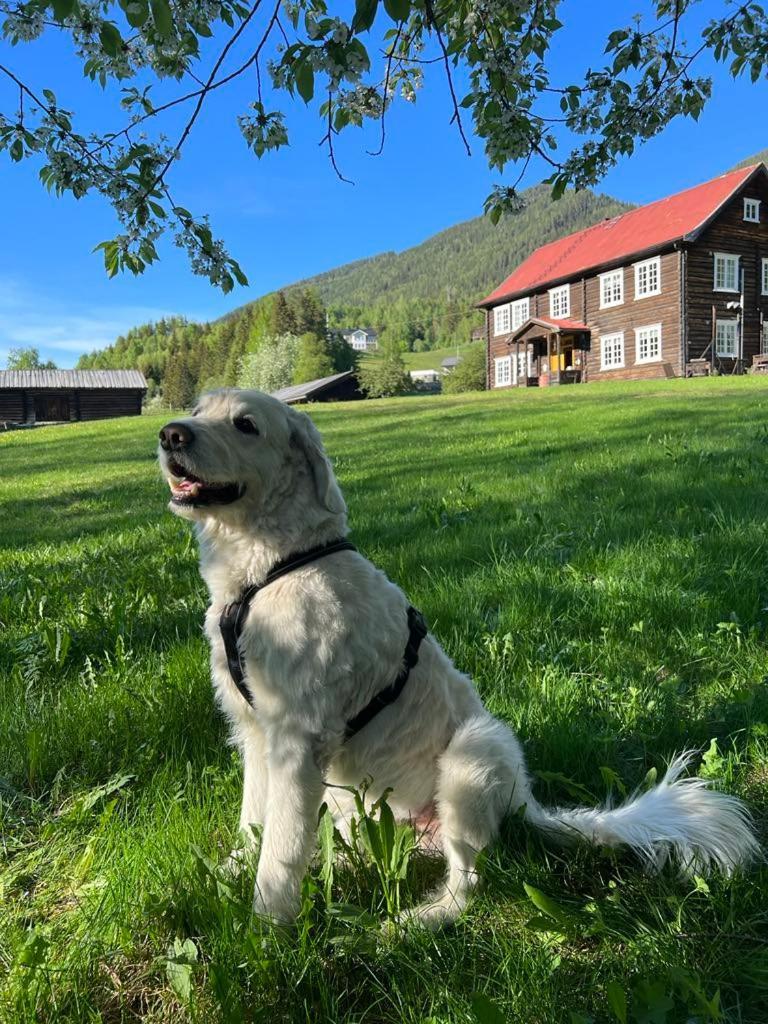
<box><xmin>253</xmin><ymin>734</ymin><xmax>324</xmax><ymax>924</ymax></box>
<box><xmin>239</xmin><ymin>719</ymin><xmax>268</xmax><ymax>844</ymax></box>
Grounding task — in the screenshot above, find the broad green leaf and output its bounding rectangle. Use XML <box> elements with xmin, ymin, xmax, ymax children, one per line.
<box><xmin>99</xmin><ymin>22</ymin><xmax>123</xmax><ymax>57</ymax></box>
<box><xmin>469</xmin><ymin>992</ymin><xmax>506</xmax><ymax>1024</ymax></box>
<box><xmin>121</xmin><ymin>0</ymin><xmax>149</xmax><ymax>29</ymax></box>
<box><xmin>318</xmin><ymin>805</ymin><xmax>335</xmax><ymax>904</ymax></box>
<box><xmin>606</xmin><ymin>980</ymin><xmax>627</xmax><ymax>1023</ymax></box>
<box><xmin>523</xmin><ymin>882</ymin><xmax>570</xmax><ymax>923</ymax></box>
<box><xmin>378</xmin><ymin>799</ymin><xmax>396</xmax><ymax>868</ymax></box>
<box><xmin>51</xmin><ymin>0</ymin><xmax>77</xmax><ymax>20</ymax></box>
<box><xmin>166</xmin><ymin>959</ymin><xmax>193</xmax><ymax>1004</ymax></box>
<box><xmin>151</xmin><ymin>0</ymin><xmax>173</xmax><ymax>38</ymax></box>
<box><xmin>352</xmin><ymin>0</ymin><xmax>378</xmax><ymax>33</ymax></box>
<box><xmin>383</xmin><ymin>0</ymin><xmax>409</xmax><ymax>20</ymax></box>
<box><xmin>295</xmin><ymin>62</ymin><xmax>314</xmax><ymax>103</ymax></box>
<box><xmin>359</xmin><ymin>816</ymin><xmax>383</xmax><ymax>865</ymax></box>
<box><xmin>534</xmin><ymin>769</ymin><xmax>595</xmax><ymax>803</ymax></box>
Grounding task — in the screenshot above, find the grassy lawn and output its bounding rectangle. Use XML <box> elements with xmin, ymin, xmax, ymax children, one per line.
<box><xmin>360</xmin><ymin>341</ymin><xmax>478</xmax><ymax>373</ymax></box>
<box><xmin>1</xmin><ymin>376</ymin><xmax>767</xmax><ymax>1023</ymax></box>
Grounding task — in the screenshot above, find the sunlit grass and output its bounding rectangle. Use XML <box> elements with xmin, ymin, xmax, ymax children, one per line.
<box><xmin>1</xmin><ymin>376</ymin><xmax>767</xmax><ymax>1022</ymax></box>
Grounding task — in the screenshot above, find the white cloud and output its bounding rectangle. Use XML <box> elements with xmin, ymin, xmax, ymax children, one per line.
<box><xmin>0</xmin><ymin>277</ymin><xmax>214</xmax><ymax>368</ymax></box>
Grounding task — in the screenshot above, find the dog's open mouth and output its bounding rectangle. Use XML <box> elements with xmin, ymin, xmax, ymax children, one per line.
<box><xmin>166</xmin><ymin>460</ymin><xmax>244</xmax><ymax>507</ymax></box>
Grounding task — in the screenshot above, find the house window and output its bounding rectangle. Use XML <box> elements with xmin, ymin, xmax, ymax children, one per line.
<box><xmin>600</xmin><ymin>269</ymin><xmax>624</xmax><ymax>308</ymax></box>
<box><xmin>715</xmin><ymin>320</ymin><xmax>739</xmax><ymax>357</ymax></box>
<box><xmin>714</xmin><ymin>252</ymin><xmax>740</xmax><ymax>292</ymax></box>
<box><xmin>744</xmin><ymin>198</ymin><xmax>761</xmax><ymax>223</ymax></box>
<box><xmin>635</xmin><ymin>324</ymin><xmax>662</xmax><ymax>363</ymax></box>
<box><xmin>510</xmin><ymin>297</ymin><xmax>530</xmax><ymax>330</ymax></box>
<box><xmin>762</xmin><ymin>258</ymin><xmax>768</xmax><ymax>296</ymax></box>
<box><xmin>763</xmin><ymin>321</ymin><xmax>768</xmax><ymax>355</ymax></box>
<box><xmin>634</xmin><ymin>257</ymin><xmax>661</xmax><ymax>298</ymax></box>
<box><xmin>549</xmin><ymin>285</ymin><xmax>570</xmax><ymax>318</ymax></box>
<box><xmin>494</xmin><ymin>356</ymin><xmax>512</xmax><ymax>386</ymax></box>
<box><xmin>493</xmin><ymin>304</ymin><xmax>511</xmax><ymax>336</ymax></box>
<box><xmin>600</xmin><ymin>332</ymin><xmax>625</xmax><ymax>370</ymax></box>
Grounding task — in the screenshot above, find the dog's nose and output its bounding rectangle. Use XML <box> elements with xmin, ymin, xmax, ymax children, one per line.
<box><xmin>159</xmin><ymin>421</ymin><xmax>194</xmax><ymax>452</ymax></box>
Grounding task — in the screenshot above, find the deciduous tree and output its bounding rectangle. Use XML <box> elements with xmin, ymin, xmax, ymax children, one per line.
<box><xmin>0</xmin><ymin>1</ymin><xmax>760</xmax><ymax>289</ymax></box>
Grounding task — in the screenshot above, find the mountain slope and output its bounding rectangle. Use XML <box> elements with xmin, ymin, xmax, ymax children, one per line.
<box><xmin>282</xmin><ymin>184</ymin><xmax>633</xmax><ymax>309</ymax></box>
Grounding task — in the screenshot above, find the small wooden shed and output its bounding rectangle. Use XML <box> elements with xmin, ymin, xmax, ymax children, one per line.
<box><xmin>0</xmin><ymin>369</ymin><xmax>147</xmax><ymax>424</ymax></box>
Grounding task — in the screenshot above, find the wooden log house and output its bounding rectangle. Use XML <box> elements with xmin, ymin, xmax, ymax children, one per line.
<box><xmin>0</xmin><ymin>369</ymin><xmax>147</xmax><ymax>425</ymax></box>
<box><xmin>479</xmin><ymin>163</ymin><xmax>768</xmax><ymax>389</ymax></box>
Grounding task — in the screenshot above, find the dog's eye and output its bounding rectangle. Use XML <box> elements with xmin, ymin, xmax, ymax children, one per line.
<box><xmin>233</xmin><ymin>417</ymin><xmax>259</xmax><ymax>435</ymax></box>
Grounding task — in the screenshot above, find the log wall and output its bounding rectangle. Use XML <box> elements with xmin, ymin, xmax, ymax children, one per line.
<box><xmin>685</xmin><ymin>177</ymin><xmax>768</xmax><ymax>368</ymax></box>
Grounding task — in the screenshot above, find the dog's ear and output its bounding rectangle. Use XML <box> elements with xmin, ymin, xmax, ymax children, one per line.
<box><xmin>290</xmin><ymin>412</ymin><xmax>346</xmax><ymax>515</ymax></box>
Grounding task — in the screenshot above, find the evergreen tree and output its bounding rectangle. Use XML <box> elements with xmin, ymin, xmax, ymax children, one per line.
<box><xmin>271</xmin><ymin>291</ymin><xmax>296</xmax><ymax>335</ymax></box>
<box><xmin>163</xmin><ymin>344</ymin><xmax>195</xmax><ymax>409</ymax></box>
<box><xmin>327</xmin><ymin>332</ymin><xmax>359</xmax><ymax>373</ymax></box>
<box><xmin>293</xmin><ymin>333</ymin><xmax>334</xmax><ymax>384</ymax></box>
<box><xmin>294</xmin><ymin>289</ymin><xmax>327</xmax><ymax>338</ymax></box>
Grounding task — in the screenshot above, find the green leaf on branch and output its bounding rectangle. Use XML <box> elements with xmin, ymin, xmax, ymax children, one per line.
<box><xmin>99</xmin><ymin>22</ymin><xmax>123</xmax><ymax>57</ymax></box>
<box><xmin>119</xmin><ymin>0</ymin><xmax>149</xmax><ymax>29</ymax></box>
<box><xmin>352</xmin><ymin>0</ymin><xmax>379</xmax><ymax>33</ymax></box>
<box><xmin>51</xmin><ymin>0</ymin><xmax>77</xmax><ymax>20</ymax></box>
<box><xmin>150</xmin><ymin>0</ymin><xmax>174</xmax><ymax>38</ymax></box>
<box><xmin>383</xmin><ymin>0</ymin><xmax>409</xmax><ymax>20</ymax></box>
<box><xmin>295</xmin><ymin>62</ymin><xmax>314</xmax><ymax>103</ymax></box>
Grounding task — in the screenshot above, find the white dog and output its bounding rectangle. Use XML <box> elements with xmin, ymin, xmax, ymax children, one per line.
<box><xmin>158</xmin><ymin>388</ymin><xmax>758</xmax><ymax>927</ymax></box>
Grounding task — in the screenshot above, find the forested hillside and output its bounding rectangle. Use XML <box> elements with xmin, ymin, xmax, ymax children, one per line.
<box><xmin>78</xmin><ymin>180</ymin><xmax>632</xmax><ymax>400</ymax></box>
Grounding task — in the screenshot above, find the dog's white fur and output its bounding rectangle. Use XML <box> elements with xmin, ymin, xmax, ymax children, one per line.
<box><xmin>158</xmin><ymin>388</ymin><xmax>759</xmax><ymax>927</ymax></box>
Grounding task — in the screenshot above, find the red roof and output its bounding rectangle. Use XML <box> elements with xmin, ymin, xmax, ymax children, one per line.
<box><xmin>480</xmin><ymin>164</ymin><xmax>765</xmax><ymax>307</ymax></box>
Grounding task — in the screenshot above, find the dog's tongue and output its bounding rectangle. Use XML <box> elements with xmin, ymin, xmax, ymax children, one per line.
<box><xmin>174</xmin><ymin>479</ymin><xmax>201</xmax><ymax>494</ymax></box>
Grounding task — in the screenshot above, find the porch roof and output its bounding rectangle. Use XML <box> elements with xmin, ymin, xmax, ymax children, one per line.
<box><xmin>508</xmin><ymin>316</ymin><xmax>590</xmax><ymax>343</ymax></box>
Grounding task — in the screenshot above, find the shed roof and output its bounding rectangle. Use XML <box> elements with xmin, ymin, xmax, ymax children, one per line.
<box><xmin>271</xmin><ymin>370</ymin><xmax>356</xmax><ymax>405</ymax></box>
<box><xmin>479</xmin><ymin>164</ymin><xmax>766</xmax><ymax>307</ymax></box>
<box><xmin>0</xmin><ymin>369</ymin><xmax>148</xmax><ymax>390</ymax></box>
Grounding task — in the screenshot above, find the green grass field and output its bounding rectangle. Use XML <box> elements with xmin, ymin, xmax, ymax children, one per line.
<box><xmin>2</xmin><ymin>377</ymin><xmax>768</xmax><ymax>1023</ymax></box>
<box><xmin>360</xmin><ymin>341</ymin><xmax>477</xmax><ymax>372</ymax></box>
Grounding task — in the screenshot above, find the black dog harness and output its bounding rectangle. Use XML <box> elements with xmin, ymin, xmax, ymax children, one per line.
<box><xmin>219</xmin><ymin>538</ymin><xmax>428</xmax><ymax>741</ymax></box>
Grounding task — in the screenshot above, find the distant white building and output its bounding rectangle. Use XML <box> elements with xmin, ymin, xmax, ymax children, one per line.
<box><xmin>409</xmin><ymin>369</ymin><xmax>440</xmax><ymax>384</ymax></box>
<box><xmin>342</xmin><ymin>328</ymin><xmax>378</xmax><ymax>352</ymax></box>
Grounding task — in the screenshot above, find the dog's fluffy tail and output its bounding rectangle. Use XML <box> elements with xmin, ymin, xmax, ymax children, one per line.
<box><xmin>524</xmin><ymin>752</ymin><xmax>760</xmax><ymax>875</ymax></box>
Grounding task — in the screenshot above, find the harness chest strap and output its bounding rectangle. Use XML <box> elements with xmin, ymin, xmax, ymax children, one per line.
<box><xmin>218</xmin><ymin>538</ymin><xmax>428</xmax><ymax>741</ymax></box>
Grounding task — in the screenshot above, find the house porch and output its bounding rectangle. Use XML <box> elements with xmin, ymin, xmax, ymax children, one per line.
<box><xmin>507</xmin><ymin>317</ymin><xmax>591</xmax><ymax>386</ymax></box>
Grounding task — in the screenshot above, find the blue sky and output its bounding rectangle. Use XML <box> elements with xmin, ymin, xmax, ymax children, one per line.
<box><xmin>0</xmin><ymin>0</ymin><xmax>765</xmax><ymax>367</ymax></box>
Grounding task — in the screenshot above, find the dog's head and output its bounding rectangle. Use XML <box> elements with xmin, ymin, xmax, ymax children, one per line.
<box><xmin>157</xmin><ymin>388</ymin><xmax>346</xmax><ymax>528</ymax></box>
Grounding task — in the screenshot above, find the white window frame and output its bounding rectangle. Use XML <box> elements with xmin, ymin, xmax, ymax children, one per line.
<box><xmin>744</xmin><ymin>198</ymin><xmax>761</xmax><ymax>223</ymax></box>
<box><xmin>599</xmin><ymin>269</ymin><xmax>624</xmax><ymax>309</ymax></box>
<box><xmin>493</xmin><ymin>303</ymin><xmax>511</xmax><ymax>336</ymax></box>
<box><xmin>715</xmin><ymin>319</ymin><xmax>739</xmax><ymax>358</ymax></box>
<box><xmin>600</xmin><ymin>332</ymin><xmax>625</xmax><ymax>370</ymax></box>
<box><xmin>549</xmin><ymin>284</ymin><xmax>570</xmax><ymax>318</ymax></box>
<box><xmin>634</xmin><ymin>256</ymin><xmax>661</xmax><ymax>299</ymax></box>
<box><xmin>762</xmin><ymin>320</ymin><xmax>768</xmax><ymax>355</ymax></box>
<box><xmin>713</xmin><ymin>252</ymin><xmax>740</xmax><ymax>293</ymax></box>
<box><xmin>762</xmin><ymin>257</ymin><xmax>768</xmax><ymax>296</ymax></box>
<box><xmin>510</xmin><ymin>297</ymin><xmax>530</xmax><ymax>331</ymax></box>
<box><xmin>494</xmin><ymin>355</ymin><xmax>512</xmax><ymax>387</ymax></box>
<box><xmin>635</xmin><ymin>323</ymin><xmax>662</xmax><ymax>364</ymax></box>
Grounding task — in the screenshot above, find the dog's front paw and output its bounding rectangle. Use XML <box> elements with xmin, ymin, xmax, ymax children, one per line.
<box><xmin>252</xmin><ymin>883</ymin><xmax>300</xmax><ymax>926</ymax></box>
<box><xmin>222</xmin><ymin>847</ymin><xmax>251</xmax><ymax>878</ymax></box>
